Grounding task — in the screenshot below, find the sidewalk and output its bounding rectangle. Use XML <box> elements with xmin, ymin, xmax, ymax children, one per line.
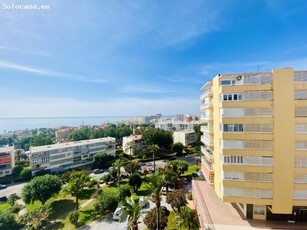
<box><xmin>192</xmin><ymin>180</ymin><xmax>307</xmax><ymax>230</ymax></box>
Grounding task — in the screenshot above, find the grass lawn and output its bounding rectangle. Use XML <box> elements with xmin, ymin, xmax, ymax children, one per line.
<box><xmin>0</xmin><ymin>202</ymin><xmax>10</xmax><ymax>211</ymax></box>
<box><xmin>183</xmin><ymin>165</ymin><xmax>200</xmax><ymax>175</ymax></box>
<box><xmin>166</xmin><ymin>211</ymin><xmax>186</xmax><ymax>230</ymax></box>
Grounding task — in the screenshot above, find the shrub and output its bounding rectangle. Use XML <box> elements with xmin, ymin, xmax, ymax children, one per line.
<box><xmin>187</xmin><ymin>192</ymin><xmax>192</xmax><ymax>200</ymax></box>
<box><xmin>8</xmin><ymin>205</ymin><xmax>20</xmax><ymax>214</ymax></box>
<box><xmin>68</xmin><ymin>211</ymin><xmax>79</xmax><ymax>226</ymax></box>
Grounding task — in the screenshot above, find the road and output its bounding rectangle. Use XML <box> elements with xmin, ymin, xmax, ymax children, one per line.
<box><xmin>0</xmin><ymin>182</ymin><xmax>27</xmax><ymax>197</ymax></box>
<box><xmin>79</xmin><ymin>195</ymin><xmax>172</xmax><ymax>230</ymax></box>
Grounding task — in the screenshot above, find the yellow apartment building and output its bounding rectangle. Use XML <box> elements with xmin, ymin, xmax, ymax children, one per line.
<box><xmin>198</xmin><ymin>68</ymin><xmax>307</xmax><ymax>221</ymax></box>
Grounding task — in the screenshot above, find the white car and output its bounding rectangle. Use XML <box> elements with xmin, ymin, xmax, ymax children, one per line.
<box><xmin>162</xmin><ymin>186</ymin><xmax>167</xmax><ymax>195</ymax></box>
<box><xmin>113</xmin><ymin>206</ymin><xmax>122</xmax><ymax>221</ymax></box>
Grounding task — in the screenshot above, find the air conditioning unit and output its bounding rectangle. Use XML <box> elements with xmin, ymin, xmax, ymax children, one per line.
<box><xmin>237</xmin><ymin>75</ymin><xmax>242</xmax><ymax>81</ymax></box>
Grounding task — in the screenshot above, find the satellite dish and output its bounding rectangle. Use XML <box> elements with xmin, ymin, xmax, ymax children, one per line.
<box><xmin>237</xmin><ymin>75</ymin><xmax>242</xmax><ymax>81</ymax></box>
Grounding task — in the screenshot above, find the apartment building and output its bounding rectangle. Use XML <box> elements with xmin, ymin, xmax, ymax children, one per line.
<box><xmin>122</xmin><ymin>134</ymin><xmax>142</xmax><ymax>155</ymax></box>
<box><xmin>173</xmin><ymin>130</ymin><xmax>196</xmax><ymax>146</ymax></box>
<box><xmin>155</xmin><ymin>121</ymin><xmax>199</xmax><ymax>131</ymax></box>
<box><xmin>30</xmin><ymin>137</ymin><xmax>116</xmax><ymax>174</ymax></box>
<box><xmin>197</xmin><ymin>68</ymin><xmax>307</xmax><ymax>221</ymax></box>
<box><xmin>0</xmin><ymin>146</ymin><xmax>15</xmax><ymax>178</ymax></box>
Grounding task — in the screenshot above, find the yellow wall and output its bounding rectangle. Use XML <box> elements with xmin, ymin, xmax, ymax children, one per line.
<box><xmin>271</xmin><ymin>68</ymin><xmax>295</xmax><ymax>214</ymax></box>
<box><xmin>212</xmin><ymin>76</ymin><xmax>222</xmax><ymax>198</ymax></box>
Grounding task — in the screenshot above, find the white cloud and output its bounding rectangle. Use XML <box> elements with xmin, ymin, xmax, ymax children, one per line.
<box><xmin>0</xmin><ymin>60</ymin><xmax>108</xmax><ymax>84</ymax></box>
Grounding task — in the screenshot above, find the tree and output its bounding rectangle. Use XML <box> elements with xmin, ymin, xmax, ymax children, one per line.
<box><xmin>166</xmin><ymin>160</ymin><xmax>189</xmax><ymax>177</ymax></box>
<box><xmin>118</xmin><ymin>184</ymin><xmax>132</xmax><ymax>201</ymax></box>
<box><xmin>143</xmin><ymin>207</ymin><xmax>168</xmax><ymax>230</ymax></box>
<box><xmin>172</xmin><ymin>142</ymin><xmax>184</xmax><ymax>156</ymax></box>
<box><xmin>113</xmin><ymin>158</ymin><xmax>127</xmax><ymax>187</ymax></box>
<box><xmin>159</xmin><ymin>169</ymin><xmax>178</xmax><ymax>192</ymax></box>
<box><xmin>0</xmin><ymin>210</ymin><xmax>20</xmax><ymax>230</ymax></box>
<box><xmin>92</xmin><ymin>151</ymin><xmax>114</xmax><ymax>169</ymax></box>
<box><xmin>20</xmin><ymin>168</ymin><xmax>32</xmax><ymax>181</ymax></box>
<box><xmin>145</xmin><ymin>173</ymin><xmax>166</xmax><ymax>230</ymax></box>
<box><xmin>124</xmin><ymin>160</ymin><xmax>141</xmax><ymax>175</ymax></box>
<box><xmin>193</xmin><ymin>124</ymin><xmax>202</xmax><ymax>143</ymax></box>
<box><xmin>65</xmin><ymin>170</ymin><xmax>90</xmax><ymax>210</ymax></box>
<box><xmin>148</xmin><ymin>144</ymin><xmax>159</xmax><ymax>172</ymax></box>
<box><xmin>166</xmin><ymin>189</ymin><xmax>187</xmax><ymax>213</ymax></box>
<box><xmin>20</xmin><ymin>205</ymin><xmax>51</xmax><ymax>230</ymax></box>
<box><xmin>68</xmin><ymin>211</ymin><xmax>79</xmax><ymax>226</ymax></box>
<box><xmin>12</xmin><ymin>165</ymin><xmax>23</xmax><ymax>178</ymax></box>
<box><xmin>178</xmin><ymin>206</ymin><xmax>200</xmax><ymax>230</ymax></box>
<box><xmin>142</xmin><ymin>128</ymin><xmax>173</xmax><ymax>150</ymax></box>
<box><xmin>129</xmin><ymin>173</ymin><xmax>142</xmax><ymax>193</ymax></box>
<box><xmin>94</xmin><ymin>190</ymin><xmax>119</xmax><ymax>215</ymax></box>
<box><xmin>8</xmin><ymin>194</ymin><xmax>19</xmax><ymax>206</ymax></box>
<box><xmin>22</xmin><ymin>174</ymin><xmax>62</xmax><ymax>205</ymax></box>
<box><xmin>124</xmin><ymin>141</ymin><xmax>136</xmax><ymax>155</ymax></box>
<box><xmin>120</xmin><ymin>197</ymin><xmax>143</xmax><ymax>230</ymax></box>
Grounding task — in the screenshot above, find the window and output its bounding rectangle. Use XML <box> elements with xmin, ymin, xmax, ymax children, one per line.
<box><xmin>221</xmin><ymin>93</ymin><xmax>243</xmax><ymax>101</ymax></box>
<box><xmin>254</xmin><ymin>205</ymin><xmax>265</xmax><ymax>215</ymax></box>
<box><xmin>221</xmin><ymin>80</ymin><xmax>231</xmax><ymax>85</ymax></box>
<box><xmin>223</xmin><ymin>155</ymin><xmax>243</xmax><ymax>164</ymax></box>
<box><xmin>223</xmin><ymin>124</ymin><xmax>244</xmax><ymax>132</ymax></box>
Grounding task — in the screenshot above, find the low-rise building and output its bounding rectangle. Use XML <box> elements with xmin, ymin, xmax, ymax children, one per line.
<box><xmin>55</xmin><ymin>127</ymin><xmax>72</xmax><ymax>143</ymax></box>
<box><xmin>122</xmin><ymin>135</ymin><xmax>142</xmax><ymax>155</ymax></box>
<box><xmin>0</xmin><ymin>146</ymin><xmax>15</xmax><ymax>178</ymax></box>
<box><xmin>155</xmin><ymin>121</ymin><xmax>199</xmax><ymax>131</ymax></box>
<box><xmin>29</xmin><ymin>137</ymin><xmax>116</xmax><ymax>174</ymax></box>
<box><xmin>173</xmin><ymin>130</ymin><xmax>196</xmax><ymax>146</ymax></box>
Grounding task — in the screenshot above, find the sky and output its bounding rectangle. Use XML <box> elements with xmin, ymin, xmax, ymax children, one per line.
<box><xmin>0</xmin><ymin>0</ymin><xmax>307</xmax><ymax>117</ymax></box>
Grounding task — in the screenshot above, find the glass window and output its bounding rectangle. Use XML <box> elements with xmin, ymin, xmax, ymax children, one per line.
<box><xmin>238</xmin><ymin>94</ymin><xmax>243</xmax><ymax>100</ymax></box>
<box><xmin>221</xmin><ymin>80</ymin><xmax>231</xmax><ymax>85</ymax></box>
<box><xmin>223</xmin><ymin>124</ymin><xmax>228</xmax><ymax>132</ymax></box>
<box><xmin>232</xmin><ymin>80</ymin><xmax>236</xmax><ymax>85</ymax></box>
<box><xmin>234</xmin><ymin>94</ymin><xmax>238</xmax><ymax>100</ymax></box>
<box><xmin>223</xmin><ymin>94</ymin><xmax>228</xmax><ymax>101</ymax></box>
<box><xmin>228</xmin><ymin>94</ymin><xmax>232</xmax><ymax>100</ymax></box>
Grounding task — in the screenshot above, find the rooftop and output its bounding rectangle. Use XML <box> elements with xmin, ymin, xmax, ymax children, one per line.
<box><xmin>0</xmin><ymin>146</ymin><xmax>14</xmax><ymax>152</ymax></box>
<box><xmin>30</xmin><ymin>137</ymin><xmax>115</xmax><ymax>153</ymax></box>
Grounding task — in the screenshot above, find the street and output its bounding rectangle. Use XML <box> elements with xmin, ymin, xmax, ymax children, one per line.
<box><xmin>0</xmin><ymin>182</ymin><xmax>26</xmax><ymax>197</ymax></box>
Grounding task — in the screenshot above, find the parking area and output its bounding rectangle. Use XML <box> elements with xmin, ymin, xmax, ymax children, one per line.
<box><xmin>80</xmin><ymin>195</ymin><xmax>172</xmax><ymax>230</ymax></box>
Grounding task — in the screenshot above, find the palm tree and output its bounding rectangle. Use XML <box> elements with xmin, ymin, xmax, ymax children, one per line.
<box><xmin>124</xmin><ymin>141</ymin><xmax>136</xmax><ymax>156</ymax></box>
<box><xmin>178</xmin><ymin>206</ymin><xmax>200</xmax><ymax>230</ymax></box>
<box><xmin>145</xmin><ymin>173</ymin><xmax>166</xmax><ymax>230</ymax></box>
<box><xmin>148</xmin><ymin>144</ymin><xmax>159</xmax><ymax>172</ymax></box>
<box><xmin>120</xmin><ymin>197</ymin><xmax>143</xmax><ymax>230</ymax></box>
<box><xmin>112</xmin><ymin>159</ymin><xmax>127</xmax><ymax>187</ymax></box>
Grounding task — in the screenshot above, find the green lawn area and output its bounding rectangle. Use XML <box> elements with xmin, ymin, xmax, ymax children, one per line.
<box><xmin>166</xmin><ymin>211</ymin><xmax>186</xmax><ymax>230</ymax></box>
<box><xmin>0</xmin><ymin>202</ymin><xmax>10</xmax><ymax>211</ymax></box>
<box><xmin>183</xmin><ymin>165</ymin><xmax>200</xmax><ymax>175</ymax></box>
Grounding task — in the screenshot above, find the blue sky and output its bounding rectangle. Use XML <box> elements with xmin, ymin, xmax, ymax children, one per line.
<box><xmin>0</xmin><ymin>0</ymin><xmax>307</xmax><ymax>117</ymax></box>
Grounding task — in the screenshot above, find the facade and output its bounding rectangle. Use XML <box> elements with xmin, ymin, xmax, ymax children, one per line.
<box><xmin>122</xmin><ymin>135</ymin><xmax>142</xmax><ymax>155</ymax></box>
<box><xmin>30</xmin><ymin>137</ymin><xmax>116</xmax><ymax>174</ymax></box>
<box><xmin>0</xmin><ymin>146</ymin><xmax>15</xmax><ymax>178</ymax></box>
<box><xmin>155</xmin><ymin>121</ymin><xmax>199</xmax><ymax>131</ymax></box>
<box><xmin>198</xmin><ymin>68</ymin><xmax>307</xmax><ymax>221</ymax></box>
<box><xmin>173</xmin><ymin>130</ymin><xmax>196</xmax><ymax>146</ymax></box>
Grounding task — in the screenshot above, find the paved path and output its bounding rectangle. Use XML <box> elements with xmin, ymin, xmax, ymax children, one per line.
<box><xmin>0</xmin><ymin>182</ymin><xmax>27</xmax><ymax>197</ymax></box>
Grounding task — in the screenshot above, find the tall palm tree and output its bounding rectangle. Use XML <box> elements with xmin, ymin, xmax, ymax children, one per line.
<box><xmin>178</xmin><ymin>206</ymin><xmax>200</xmax><ymax>230</ymax></box>
<box><xmin>148</xmin><ymin>144</ymin><xmax>159</xmax><ymax>172</ymax></box>
<box><xmin>145</xmin><ymin>173</ymin><xmax>166</xmax><ymax>230</ymax></box>
<box><xmin>124</xmin><ymin>141</ymin><xmax>136</xmax><ymax>156</ymax></box>
<box><xmin>112</xmin><ymin>158</ymin><xmax>127</xmax><ymax>187</ymax></box>
<box><xmin>120</xmin><ymin>197</ymin><xmax>143</xmax><ymax>230</ymax></box>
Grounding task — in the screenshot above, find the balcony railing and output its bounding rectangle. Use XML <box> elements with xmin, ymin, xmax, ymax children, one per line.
<box><xmin>201</xmin><ymin>156</ymin><xmax>213</xmax><ymax>171</ymax></box>
<box><xmin>201</xmin><ymin>146</ymin><xmax>212</xmax><ymax>160</ymax></box>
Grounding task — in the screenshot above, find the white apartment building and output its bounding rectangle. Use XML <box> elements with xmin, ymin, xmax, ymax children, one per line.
<box><xmin>155</xmin><ymin>121</ymin><xmax>199</xmax><ymax>131</ymax></box>
<box><xmin>173</xmin><ymin>130</ymin><xmax>196</xmax><ymax>146</ymax></box>
<box><xmin>122</xmin><ymin>134</ymin><xmax>142</xmax><ymax>155</ymax></box>
<box><xmin>0</xmin><ymin>146</ymin><xmax>15</xmax><ymax>178</ymax></box>
<box><xmin>30</xmin><ymin>137</ymin><xmax>116</xmax><ymax>174</ymax></box>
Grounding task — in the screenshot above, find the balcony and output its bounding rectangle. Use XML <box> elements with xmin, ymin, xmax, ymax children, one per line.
<box><xmin>201</xmin><ymin>135</ymin><xmax>213</xmax><ymax>147</ymax></box>
<box><xmin>200</xmin><ymin>125</ymin><xmax>212</xmax><ymax>133</ymax></box>
<box><xmin>201</xmin><ymin>146</ymin><xmax>212</xmax><ymax>161</ymax></box>
<box><xmin>200</xmin><ymin>89</ymin><xmax>213</xmax><ymax>99</ymax></box>
<box><xmin>201</xmin><ymin>156</ymin><xmax>213</xmax><ymax>171</ymax></box>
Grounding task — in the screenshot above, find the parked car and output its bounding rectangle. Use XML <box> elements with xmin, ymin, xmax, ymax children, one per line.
<box><xmin>113</xmin><ymin>206</ymin><xmax>123</xmax><ymax>221</ymax></box>
<box><xmin>0</xmin><ymin>184</ymin><xmax>7</xmax><ymax>189</ymax></box>
<box><xmin>0</xmin><ymin>196</ymin><xmax>7</xmax><ymax>203</ymax></box>
<box><xmin>197</xmin><ymin>170</ymin><xmax>203</xmax><ymax>177</ymax></box>
<box><xmin>146</xmin><ymin>162</ymin><xmax>153</xmax><ymax>166</ymax></box>
<box><xmin>183</xmin><ymin>178</ymin><xmax>189</xmax><ymax>184</ymax></box>
<box><xmin>93</xmin><ymin>169</ymin><xmax>103</xmax><ymax>174</ymax></box>
<box><xmin>168</xmin><ymin>184</ymin><xmax>175</xmax><ymax>192</ymax></box>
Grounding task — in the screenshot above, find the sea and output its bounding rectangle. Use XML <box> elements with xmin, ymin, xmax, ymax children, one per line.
<box><xmin>0</xmin><ymin>116</ymin><xmax>173</xmax><ymax>134</ymax></box>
